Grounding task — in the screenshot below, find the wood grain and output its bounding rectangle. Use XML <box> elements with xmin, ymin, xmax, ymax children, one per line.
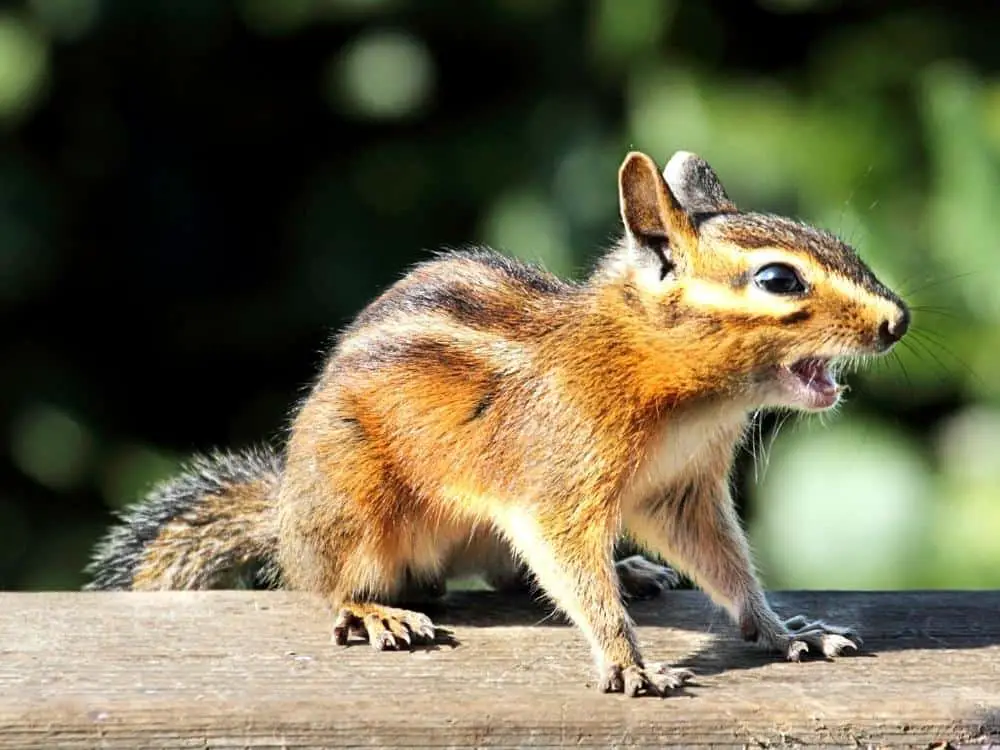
<box><xmin>1</xmin><ymin>590</ymin><xmax>998</xmax><ymax>748</ymax></box>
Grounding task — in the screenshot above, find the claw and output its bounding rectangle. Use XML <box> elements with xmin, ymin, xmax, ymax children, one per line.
<box><xmin>600</xmin><ymin>664</ymin><xmax>626</xmax><ymax>693</ymax></box>
<box><xmin>820</xmin><ymin>633</ymin><xmax>858</xmax><ymax>657</ymax></box>
<box><xmin>646</xmin><ymin>663</ymin><xmax>695</xmax><ymax>693</ymax></box>
<box><xmin>602</xmin><ymin>662</ymin><xmax>694</xmax><ymax>697</ymax></box>
<box><xmin>332</xmin><ymin>603</ymin><xmax>439</xmax><ymax>649</ymax></box>
<box><xmin>331</xmin><ymin>609</ymin><xmax>361</xmax><ymax>646</ymax></box>
<box><xmin>777</xmin><ymin>615</ymin><xmax>862</xmax><ymax>660</ymax></box>
<box><xmin>623</xmin><ymin>665</ymin><xmax>645</xmax><ymax>697</ymax></box>
<box><xmin>786</xmin><ymin>639</ymin><xmax>809</xmax><ymax>662</ymax></box>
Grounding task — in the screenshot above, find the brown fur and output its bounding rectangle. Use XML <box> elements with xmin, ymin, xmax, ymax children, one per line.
<box><xmin>87</xmin><ymin>149</ymin><xmax>909</xmax><ymax>697</ymax></box>
<box><xmin>272</xmin><ymin>150</ymin><xmax>908</xmax><ymax>695</ymax></box>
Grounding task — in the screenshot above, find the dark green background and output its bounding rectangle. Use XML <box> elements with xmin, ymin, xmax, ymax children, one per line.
<box><xmin>2</xmin><ymin>0</ymin><xmax>998</xmax><ymax>591</ymax></box>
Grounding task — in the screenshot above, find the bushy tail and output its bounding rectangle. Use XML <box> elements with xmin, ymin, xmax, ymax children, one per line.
<box><xmin>84</xmin><ymin>446</ymin><xmax>284</xmax><ymax>591</ymax></box>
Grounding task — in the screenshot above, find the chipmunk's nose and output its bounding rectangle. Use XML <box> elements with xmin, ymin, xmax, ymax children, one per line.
<box><xmin>877</xmin><ymin>307</ymin><xmax>910</xmax><ymax>349</ymax></box>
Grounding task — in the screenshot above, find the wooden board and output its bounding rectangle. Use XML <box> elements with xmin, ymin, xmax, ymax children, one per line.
<box><xmin>1</xmin><ymin>590</ymin><xmax>998</xmax><ymax>748</ymax></box>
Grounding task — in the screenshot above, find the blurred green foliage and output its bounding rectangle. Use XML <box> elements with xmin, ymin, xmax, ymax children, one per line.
<box><xmin>0</xmin><ymin>0</ymin><xmax>998</xmax><ymax>591</ymax></box>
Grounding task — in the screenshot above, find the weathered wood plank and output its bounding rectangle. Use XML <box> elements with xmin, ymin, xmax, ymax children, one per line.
<box><xmin>1</xmin><ymin>590</ymin><xmax>998</xmax><ymax>748</ymax></box>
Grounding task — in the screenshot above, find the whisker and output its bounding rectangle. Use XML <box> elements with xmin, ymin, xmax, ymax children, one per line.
<box><xmin>898</xmin><ymin>338</ymin><xmax>927</xmax><ymax>366</ymax></box>
<box><xmin>899</xmin><ymin>270</ymin><xmax>977</xmax><ymax>298</ymax></box>
<box><xmin>906</xmin><ymin>333</ymin><xmax>958</xmax><ymax>381</ymax></box>
<box><xmin>906</xmin><ymin>305</ymin><xmax>960</xmax><ymax>321</ymax></box>
<box><xmin>909</xmin><ymin>329</ymin><xmax>982</xmax><ymax>387</ymax></box>
<box><xmin>766</xmin><ymin>411</ymin><xmax>793</xmax><ymax>468</ymax></box>
<box><xmin>746</xmin><ymin>410</ymin><xmax>761</xmax><ymax>484</ymax></box>
<box><xmin>891</xmin><ymin>349</ymin><xmax>912</xmax><ymax>393</ymax></box>
<box><xmin>754</xmin><ymin>410</ymin><xmax>765</xmax><ymax>483</ymax></box>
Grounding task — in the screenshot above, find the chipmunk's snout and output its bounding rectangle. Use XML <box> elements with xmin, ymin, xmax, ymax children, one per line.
<box><xmin>876</xmin><ymin>306</ymin><xmax>910</xmax><ymax>350</ymax></box>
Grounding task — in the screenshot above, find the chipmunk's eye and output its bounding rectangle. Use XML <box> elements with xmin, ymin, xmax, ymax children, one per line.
<box><xmin>753</xmin><ymin>263</ymin><xmax>805</xmax><ymax>295</ymax></box>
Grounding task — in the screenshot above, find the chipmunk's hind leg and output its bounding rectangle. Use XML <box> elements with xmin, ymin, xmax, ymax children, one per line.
<box><xmin>327</xmin><ymin>519</ymin><xmax>453</xmax><ymax>651</ymax></box>
<box><xmin>615</xmin><ymin>555</ymin><xmax>680</xmax><ymax>599</ymax></box>
<box><xmin>614</xmin><ymin>535</ymin><xmax>680</xmax><ymax>599</ymax></box>
<box><xmin>328</xmin><ymin>562</ymin><xmax>446</xmax><ymax>650</ymax></box>
<box><xmin>329</xmin><ymin>551</ymin><xmax>448</xmax><ymax>651</ymax></box>
<box><xmin>276</xmin><ymin>489</ymin><xmax>446</xmax><ymax>650</ymax></box>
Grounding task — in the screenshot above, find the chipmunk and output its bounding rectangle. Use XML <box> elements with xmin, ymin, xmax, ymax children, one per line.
<box><xmin>85</xmin><ymin>148</ymin><xmax>910</xmax><ymax>697</ymax></box>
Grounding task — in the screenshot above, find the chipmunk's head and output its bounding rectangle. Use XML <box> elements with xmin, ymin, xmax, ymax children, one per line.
<box><xmin>610</xmin><ymin>150</ymin><xmax>909</xmax><ymax>412</ymax></box>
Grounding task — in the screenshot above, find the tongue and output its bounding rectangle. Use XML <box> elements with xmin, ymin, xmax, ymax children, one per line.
<box><xmin>791</xmin><ymin>359</ymin><xmax>835</xmax><ymax>391</ymax></box>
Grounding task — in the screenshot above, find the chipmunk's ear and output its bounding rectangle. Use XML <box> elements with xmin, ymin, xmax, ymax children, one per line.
<box><xmin>663</xmin><ymin>151</ymin><xmax>736</xmax><ymax>215</ymax></box>
<box><xmin>618</xmin><ymin>151</ymin><xmax>698</xmax><ymax>264</ymax></box>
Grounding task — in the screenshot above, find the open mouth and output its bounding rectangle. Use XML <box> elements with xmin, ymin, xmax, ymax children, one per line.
<box><xmin>775</xmin><ymin>357</ymin><xmax>842</xmax><ymax>410</ymax></box>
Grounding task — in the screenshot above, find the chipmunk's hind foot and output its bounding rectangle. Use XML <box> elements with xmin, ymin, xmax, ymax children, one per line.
<box><xmin>615</xmin><ymin>555</ymin><xmax>680</xmax><ymax>599</ymax></box>
<box><xmin>332</xmin><ymin>602</ymin><xmax>438</xmax><ymax>651</ymax></box>
<box><xmin>600</xmin><ymin>662</ymin><xmax>695</xmax><ymax>698</ymax></box>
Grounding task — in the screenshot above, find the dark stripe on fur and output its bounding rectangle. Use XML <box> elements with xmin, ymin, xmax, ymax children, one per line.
<box><xmin>780</xmin><ymin>309</ymin><xmax>812</xmax><ymax>324</ymax></box>
<box><xmin>345</xmin><ymin>248</ymin><xmax>573</xmax><ymax>336</ymax></box>
<box><xmin>336</xmin><ymin>335</ymin><xmax>488</xmax><ymax>376</ymax></box>
<box><xmin>719</xmin><ymin>213</ymin><xmax>901</xmax><ymax>303</ymax></box>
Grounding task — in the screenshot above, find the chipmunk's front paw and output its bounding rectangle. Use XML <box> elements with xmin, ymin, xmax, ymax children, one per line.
<box><xmin>782</xmin><ymin>615</ymin><xmax>861</xmax><ymax>660</ymax></box>
<box><xmin>332</xmin><ymin>602</ymin><xmax>438</xmax><ymax>651</ymax></box>
<box><xmin>753</xmin><ymin>615</ymin><xmax>862</xmax><ymax>661</ymax></box>
<box><xmin>615</xmin><ymin>555</ymin><xmax>680</xmax><ymax>600</ymax></box>
<box><xmin>599</xmin><ymin>662</ymin><xmax>694</xmax><ymax>697</ymax></box>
